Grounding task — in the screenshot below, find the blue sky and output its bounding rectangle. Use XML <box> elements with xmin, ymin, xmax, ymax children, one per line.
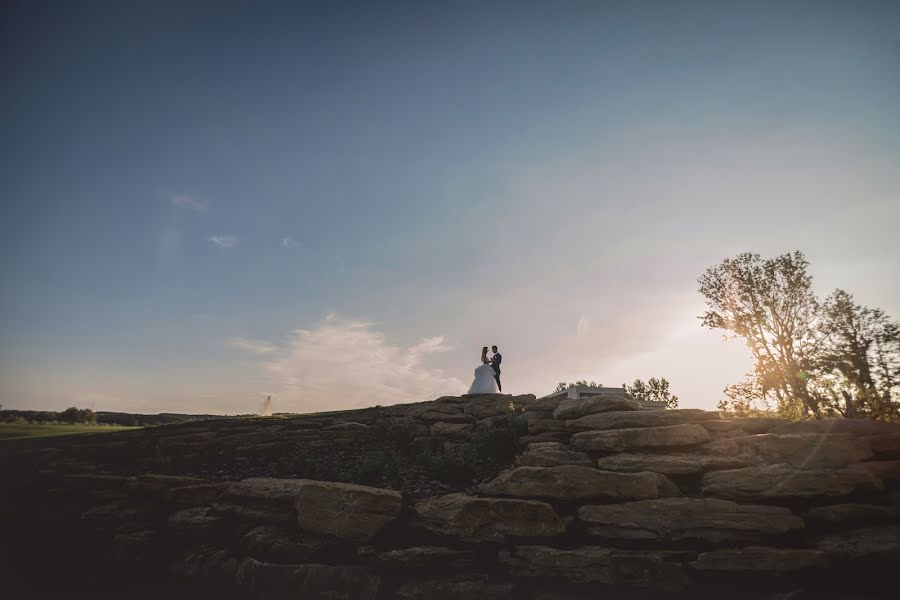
<box><xmin>2</xmin><ymin>0</ymin><xmax>898</xmax><ymax>413</ymax></box>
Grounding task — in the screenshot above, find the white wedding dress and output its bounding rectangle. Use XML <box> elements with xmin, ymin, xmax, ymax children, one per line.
<box><xmin>467</xmin><ymin>360</ymin><xmax>498</xmax><ymax>394</ymax></box>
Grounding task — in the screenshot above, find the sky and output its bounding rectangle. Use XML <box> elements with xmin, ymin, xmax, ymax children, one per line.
<box><xmin>1</xmin><ymin>0</ymin><xmax>898</xmax><ymax>415</ymax></box>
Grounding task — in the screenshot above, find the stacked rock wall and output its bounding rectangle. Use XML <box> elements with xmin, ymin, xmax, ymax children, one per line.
<box><xmin>2</xmin><ymin>393</ymin><xmax>900</xmax><ymax>599</ymax></box>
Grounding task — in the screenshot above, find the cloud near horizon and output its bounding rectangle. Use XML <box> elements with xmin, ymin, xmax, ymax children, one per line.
<box><xmin>261</xmin><ymin>314</ymin><xmax>465</xmax><ymax>412</ymax></box>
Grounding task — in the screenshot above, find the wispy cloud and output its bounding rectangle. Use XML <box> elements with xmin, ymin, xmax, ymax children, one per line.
<box><xmin>263</xmin><ymin>314</ymin><xmax>465</xmax><ymax>412</ymax></box>
<box><xmin>281</xmin><ymin>236</ymin><xmax>299</xmax><ymax>248</ymax></box>
<box><xmin>229</xmin><ymin>336</ymin><xmax>277</xmax><ymax>355</ymax></box>
<box><xmin>208</xmin><ymin>235</ymin><xmax>238</xmax><ymax>249</ymax></box>
<box><xmin>170</xmin><ymin>193</ymin><xmax>207</xmax><ymax>212</ymax></box>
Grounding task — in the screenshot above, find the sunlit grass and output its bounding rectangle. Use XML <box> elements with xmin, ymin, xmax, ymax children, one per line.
<box><xmin>0</xmin><ymin>422</ymin><xmax>141</xmax><ymax>440</ymax></box>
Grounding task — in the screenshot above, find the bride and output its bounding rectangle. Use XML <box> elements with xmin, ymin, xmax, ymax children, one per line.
<box><xmin>466</xmin><ymin>346</ymin><xmax>498</xmax><ymax>394</ymax></box>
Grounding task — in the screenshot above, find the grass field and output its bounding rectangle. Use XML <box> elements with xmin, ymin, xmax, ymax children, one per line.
<box><xmin>0</xmin><ymin>422</ymin><xmax>141</xmax><ymax>440</ymax></box>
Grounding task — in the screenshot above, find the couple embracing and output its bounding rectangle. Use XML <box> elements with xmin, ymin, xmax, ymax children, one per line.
<box><xmin>466</xmin><ymin>345</ymin><xmax>502</xmax><ymax>395</ymax></box>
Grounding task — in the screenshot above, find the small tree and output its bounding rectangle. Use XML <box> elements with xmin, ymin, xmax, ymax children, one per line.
<box><xmin>626</xmin><ymin>378</ymin><xmax>679</xmax><ymax>409</ymax></box>
<box><xmin>816</xmin><ymin>289</ymin><xmax>900</xmax><ymax>419</ymax></box>
<box><xmin>699</xmin><ymin>251</ymin><xmax>823</xmax><ymax>417</ymax></box>
<box><xmin>58</xmin><ymin>407</ymin><xmax>80</xmax><ymax>423</ymax></box>
<box><xmin>554</xmin><ymin>380</ymin><xmax>602</xmax><ymax>394</ymax></box>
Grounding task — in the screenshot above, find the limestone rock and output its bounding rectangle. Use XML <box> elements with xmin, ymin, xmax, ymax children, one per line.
<box><xmin>127</xmin><ymin>474</ymin><xmax>211</xmax><ymax>495</ymax></box>
<box><xmin>499</xmin><ymin>546</ymin><xmax>688</xmax><ymax>591</ymax></box>
<box><xmin>692</xmin><ymin>547</ymin><xmax>828</xmax><ymax>572</ymax></box>
<box><xmin>700</xmin><ymin>420</ymin><xmax>736</xmax><ymax>433</ymax></box>
<box><xmin>552</xmin><ymin>395</ymin><xmax>640</xmax><ymax>420</ymax></box>
<box><xmin>848</xmin><ymin>460</ymin><xmax>900</xmax><ymax>486</ymax></box>
<box><xmin>773</xmin><ymin>419</ymin><xmax>900</xmax><ymax>436</ymax></box>
<box><xmin>214</xmin><ymin>478</ymin><xmax>304</xmax><ymax>524</ymax></box>
<box><xmin>463</xmin><ymin>400</ymin><xmax>509</xmax><ymax>420</ymax></box>
<box><xmin>167</xmin><ymin>506</ymin><xmax>224</xmax><ymax>538</ymax></box>
<box><xmin>527</xmin><ymin>419</ymin><xmax>568</xmax><ymax>434</ymax></box>
<box><xmin>572</xmin><ymin>424</ymin><xmax>709</xmax><ymax>454</ymax></box>
<box><xmin>239</xmin><ymin>525</ymin><xmax>343</xmax><ymax>564</ymax></box>
<box><xmin>294</xmin><ymin>480</ymin><xmax>402</xmax><ymax>541</ymax></box>
<box><xmin>358</xmin><ymin>546</ymin><xmax>475</xmax><ymax>570</ymax></box>
<box><xmin>869</xmin><ymin>433</ymin><xmax>900</xmax><ymax>457</ymax></box>
<box><xmin>804</xmin><ymin>503</ymin><xmax>895</xmax><ymax>525</ymax></box>
<box><xmin>817</xmin><ymin>525</ymin><xmax>900</xmax><ymax>560</ymax></box>
<box><xmin>673</xmin><ymin>409</ymin><xmax>721</xmax><ymax>422</ymax></box>
<box><xmin>323</xmin><ymin>421</ymin><xmax>369</xmax><ymax>431</ymax></box>
<box><xmin>567</xmin><ymin>410</ymin><xmax>684</xmax><ymax>432</ymax></box>
<box><xmin>596</xmin><ymin>453</ymin><xmax>752</xmax><ymax>476</ymax></box>
<box><xmin>705</xmin><ymin>433</ymin><xmax>873</xmax><ymax>469</ymax></box>
<box><xmin>395</xmin><ymin>575</ymin><xmax>514</xmax><ymax>600</ymax></box>
<box><xmin>732</xmin><ymin>417</ymin><xmax>785</xmax><ymax>434</ymax></box>
<box><xmin>524</xmin><ymin>396</ymin><xmax>566</xmax><ymax>413</ymax></box>
<box><xmin>419</xmin><ymin>412</ymin><xmax>474</xmax><ymax>424</ymax></box>
<box><xmin>521</xmin><ymin>433</ymin><xmax>571</xmax><ymax>445</ymax></box>
<box><xmin>168</xmin><ymin>483</ymin><xmax>226</xmax><ymax>507</ymax></box>
<box><xmin>411</xmin><ymin>493</ymin><xmax>565</xmax><ymax>543</ymax></box>
<box><xmin>702</xmin><ymin>464</ymin><xmax>884</xmax><ymax>501</ymax></box>
<box><xmin>242</xmin><ymin>559</ymin><xmax>381</xmax><ymax>599</ymax></box>
<box><xmin>431</xmin><ymin>422</ymin><xmax>475</xmax><ymax>439</ymax></box>
<box><xmin>655</xmin><ymin>473</ymin><xmax>682</xmax><ymax>498</ymax></box>
<box><xmin>479</xmin><ymin>465</ymin><xmax>659</xmax><ymax>501</ymax></box>
<box><xmin>109</xmin><ymin>530</ymin><xmax>160</xmax><ymax>565</ymax></box>
<box><xmin>577</xmin><ymin>497</ymin><xmax>803</xmax><ymax>543</ymax></box>
<box><xmin>515</xmin><ymin>442</ymin><xmax>593</xmax><ymax>468</ymax></box>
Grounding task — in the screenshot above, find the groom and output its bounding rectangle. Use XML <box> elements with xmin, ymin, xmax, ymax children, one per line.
<box><xmin>490</xmin><ymin>345</ymin><xmax>502</xmax><ymax>392</ymax></box>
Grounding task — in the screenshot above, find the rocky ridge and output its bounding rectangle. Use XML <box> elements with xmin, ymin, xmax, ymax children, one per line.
<box><xmin>2</xmin><ymin>392</ymin><xmax>900</xmax><ymax>599</ymax></box>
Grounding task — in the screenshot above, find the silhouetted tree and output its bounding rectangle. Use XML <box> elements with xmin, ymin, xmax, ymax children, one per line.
<box><xmin>701</xmin><ymin>251</ymin><xmax>900</xmax><ymax>419</ymax></box>
<box><xmin>625</xmin><ymin>378</ymin><xmax>679</xmax><ymax>409</ymax></box>
<box><xmin>554</xmin><ymin>380</ymin><xmax>601</xmax><ymax>393</ymax></box>
<box><xmin>699</xmin><ymin>251</ymin><xmax>823</xmax><ymax>417</ymax></box>
<box><xmin>816</xmin><ymin>289</ymin><xmax>900</xmax><ymax>419</ymax></box>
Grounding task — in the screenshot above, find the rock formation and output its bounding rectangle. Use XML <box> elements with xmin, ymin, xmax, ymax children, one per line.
<box><xmin>2</xmin><ymin>392</ymin><xmax>899</xmax><ymax>599</ymax></box>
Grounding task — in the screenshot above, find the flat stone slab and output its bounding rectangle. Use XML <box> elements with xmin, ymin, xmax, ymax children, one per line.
<box><xmin>869</xmin><ymin>433</ymin><xmax>900</xmax><ymax>457</ymax></box>
<box><xmin>702</xmin><ymin>464</ymin><xmax>884</xmax><ymax>501</ymax></box>
<box><xmin>731</xmin><ymin>418</ymin><xmax>786</xmax><ymax>434</ymax></box>
<box><xmin>430</xmin><ymin>422</ymin><xmax>475</xmax><ymax>439</ymax></box>
<box><xmin>552</xmin><ymin>395</ymin><xmax>640</xmax><ymax>420</ymax></box>
<box><xmin>577</xmin><ymin>497</ymin><xmax>803</xmax><ymax>543</ymax></box>
<box><xmin>817</xmin><ymin>525</ymin><xmax>900</xmax><ymax>560</ymax></box>
<box><xmin>479</xmin><ymin>465</ymin><xmax>659</xmax><ymax>501</ymax></box>
<box><xmin>499</xmin><ymin>546</ymin><xmax>688</xmax><ymax>591</ymax></box>
<box><xmin>411</xmin><ymin>493</ymin><xmax>565</xmax><ymax>543</ymax></box>
<box><xmin>358</xmin><ymin>546</ymin><xmax>475</xmax><ymax>570</ymax></box>
<box><xmin>514</xmin><ymin>442</ymin><xmax>594</xmax><ymax>468</ymax></box>
<box><xmin>418</xmin><ymin>411</ymin><xmax>474</xmax><ymax>423</ymax></box>
<box><xmin>294</xmin><ymin>480</ymin><xmax>402</xmax><ymax>541</ymax></box>
<box><xmin>395</xmin><ymin>575</ymin><xmax>514</xmax><ymax>600</ymax></box>
<box><xmin>848</xmin><ymin>459</ymin><xmax>900</xmax><ymax>486</ymax></box>
<box><xmin>527</xmin><ymin>419</ymin><xmax>568</xmax><ymax>434</ymax></box>
<box><xmin>773</xmin><ymin>420</ymin><xmax>900</xmax><ymax>436</ymax></box>
<box><xmin>214</xmin><ymin>478</ymin><xmax>305</xmax><ymax>524</ymax></box>
<box><xmin>804</xmin><ymin>503</ymin><xmax>895</xmax><ymax>525</ymax></box>
<box><xmin>692</xmin><ymin>547</ymin><xmax>828</xmax><ymax>572</ymax></box>
<box><xmin>572</xmin><ymin>424</ymin><xmax>710</xmax><ymax>454</ymax></box>
<box><xmin>596</xmin><ymin>453</ymin><xmax>752</xmax><ymax>476</ymax></box>
<box><xmin>705</xmin><ymin>433</ymin><xmax>873</xmax><ymax>469</ymax></box>
<box><xmin>672</xmin><ymin>409</ymin><xmax>721</xmax><ymax>422</ymax></box>
<box><xmin>566</xmin><ymin>410</ymin><xmax>684</xmax><ymax>432</ymax></box>
<box><xmin>240</xmin><ymin>525</ymin><xmax>341</xmax><ymax>563</ymax></box>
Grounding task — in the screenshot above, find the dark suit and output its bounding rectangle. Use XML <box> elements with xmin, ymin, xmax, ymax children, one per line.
<box><xmin>491</xmin><ymin>353</ymin><xmax>502</xmax><ymax>391</ymax></box>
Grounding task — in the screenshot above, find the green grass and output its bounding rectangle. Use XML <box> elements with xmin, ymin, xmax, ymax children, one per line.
<box><xmin>0</xmin><ymin>422</ymin><xmax>141</xmax><ymax>440</ymax></box>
